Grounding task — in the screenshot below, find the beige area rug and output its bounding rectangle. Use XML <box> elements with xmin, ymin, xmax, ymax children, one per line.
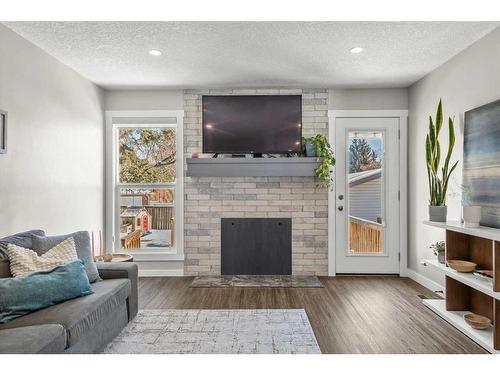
<box><xmin>103</xmin><ymin>309</ymin><xmax>321</xmax><ymax>354</ymax></box>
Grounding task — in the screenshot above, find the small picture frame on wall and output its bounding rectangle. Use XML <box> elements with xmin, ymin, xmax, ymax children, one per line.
<box><xmin>0</xmin><ymin>109</ymin><xmax>7</xmax><ymax>154</ymax></box>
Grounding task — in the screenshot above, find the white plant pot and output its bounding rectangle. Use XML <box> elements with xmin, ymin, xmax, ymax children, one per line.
<box><xmin>463</xmin><ymin>206</ymin><xmax>481</xmax><ymax>228</ymax></box>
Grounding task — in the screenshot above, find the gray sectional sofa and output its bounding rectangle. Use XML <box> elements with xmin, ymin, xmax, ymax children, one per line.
<box><xmin>0</xmin><ymin>258</ymin><xmax>138</xmax><ymax>354</ymax></box>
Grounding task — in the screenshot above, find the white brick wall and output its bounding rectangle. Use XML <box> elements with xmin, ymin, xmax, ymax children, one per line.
<box><xmin>183</xmin><ymin>88</ymin><xmax>329</xmax><ymax>276</ymax></box>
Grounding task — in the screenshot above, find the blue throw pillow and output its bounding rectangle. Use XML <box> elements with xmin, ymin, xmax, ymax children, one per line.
<box><xmin>0</xmin><ymin>260</ymin><xmax>93</xmax><ymax>324</ymax></box>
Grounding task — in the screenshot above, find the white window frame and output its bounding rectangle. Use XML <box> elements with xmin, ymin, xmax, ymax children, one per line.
<box><xmin>105</xmin><ymin>110</ymin><xmax>184</xmax><ymax>262</ymax></box>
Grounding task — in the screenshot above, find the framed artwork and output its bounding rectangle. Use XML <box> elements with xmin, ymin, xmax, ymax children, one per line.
<box><xmin>0</xmin><ymin>110</ymin><xmax>6</xmax><ymax>154</ymax></box>
<box><xmin>463</xmin><ymin>99</ymin><xmax>500</xmax><ymax>228</ymax></box>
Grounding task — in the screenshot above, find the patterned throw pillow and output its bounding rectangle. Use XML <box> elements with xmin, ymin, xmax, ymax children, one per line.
<box><xmin>6</xmin><ymin>237</ymin><xmax>78</xmax><ymax>277</ymax></box>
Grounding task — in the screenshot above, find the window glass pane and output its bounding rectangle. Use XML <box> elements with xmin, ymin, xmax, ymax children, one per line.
<box><xmin>347</xmin><ymin>131</ymin><xmax>384</xmax><ymax>254</ymax></box>
<box><xmin>119</xmin><ymin>188</ymin><xmax>175</xmax><ymax>250</ymax></box>
<box><xmin>119</xmin><ymin>128</ymin><xmax>176</xmax><ymax>183</ymax></box>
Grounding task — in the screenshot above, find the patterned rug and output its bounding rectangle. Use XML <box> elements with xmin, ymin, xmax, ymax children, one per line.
<box><xmin>191</xmin><ymin>275</ymin><xmax>324</xmax><ymax>288</ymax></box>
<box><xmin>103</xmin><ymin>309</ymin><xmax>321</xmax><ymax>354</ymax></box>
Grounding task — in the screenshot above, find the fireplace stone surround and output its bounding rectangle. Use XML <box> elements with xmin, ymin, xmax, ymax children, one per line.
<box><xmin>183</xmin><ymin>88</ymin><xmax>329</xmax><ymax>276</ymax></box>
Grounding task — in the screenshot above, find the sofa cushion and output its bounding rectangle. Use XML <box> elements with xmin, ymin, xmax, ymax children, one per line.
<box><xmin>0</xmin><ymin>229</ymin><xmax>45</xmax><ymax>259</ymax></box>
<box><xmin>32</xmin><ymin>231</ymin><xmax>100</xmax><ymax>283</ymax></box>
<box><xmin>6</xmin><ymin>237</ymin><xmax>78</xmax><ymax>277</ymax></box>
<box><xmin>0</xmin><ymin>278</ymin><xmax>131</xmax><ymax>348</ymax></box>
<box><xmin>0</xmin><ymin>324</ymin><xmax>67</xmax><ymax>354</ymax></box>
<box><xmin>0</xmin><ymin>260</ymin><xmax>93</xmax><ymax>323</ymax></box>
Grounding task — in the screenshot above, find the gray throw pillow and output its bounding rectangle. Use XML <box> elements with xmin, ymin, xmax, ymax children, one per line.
<box><xmin>0</xmin><ymin>229</ymin><xmax>45</xmax><ymax>260</ymax></box>
<box><xmin>31</xmin><ymin>231</ymin><xmax>100</xmax><ymax>283</ymax></box>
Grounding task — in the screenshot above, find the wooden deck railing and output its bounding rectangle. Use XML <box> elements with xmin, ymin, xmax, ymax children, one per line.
<box><xmin>349</xmin><ymin>216</ymin><xmax>383</xmax><ymax>253</ymax></box>
<box><xmin>121</xmin><ymin>229</ymin><xmax>142</xmax><ymax>249</ymax></box>
<box><xmin>145</xmin><ymin>206</ymin><xmax>174</xmax><ymax>230</ymax></box>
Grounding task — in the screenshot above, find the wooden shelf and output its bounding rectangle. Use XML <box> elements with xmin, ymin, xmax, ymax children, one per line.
<box><xmin>423</xmin><ymin>299</ymin><xmax>498</xmax><ymax>354</ymax></box>
<box><xmin>423</xmin><ymin>220</ymin><xmax>500</xmax><ymax>242</ymax></box>
<box><xmin>424</xmin><ymin>259</ymin><xmax>499</xmax><ymax>300</ymax></box>
<box><xmin>186</xmin><ymin>157</ymin><xmax>321</xmax><ymax>177</ymax></box>
<box><xmin>423</xmin><ymin>221</ymin><xmax>500</xmax><ymax>351</ymax></box>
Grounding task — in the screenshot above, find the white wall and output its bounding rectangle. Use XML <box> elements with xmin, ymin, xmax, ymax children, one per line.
<box><xmin>329</xmin><ymin>88</ymin><xmax>408</xmax><ymax>110</ymax></box>
<box><xmin>104</xmin><ymin>90</ymin><xmax>183</xmax><ymax>110</ymax></box>
<box><xmin>408</xmin><ymin>26</ymin><xmax>500</xmax><ymax>286</ymax></box>
<box><xmin>0</xmin><ymin>24</ymin><xmax>104</xmax><ymax>237</ymax></box>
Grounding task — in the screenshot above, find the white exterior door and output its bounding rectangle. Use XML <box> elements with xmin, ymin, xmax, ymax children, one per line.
<box><xmin>332</xmin><ymin>116</ymin><xmax>401</xmax><ymax>274</ymax></box>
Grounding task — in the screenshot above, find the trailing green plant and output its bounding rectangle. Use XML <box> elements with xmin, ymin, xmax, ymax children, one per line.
<box><xmin>430</xmin><ymin>241</ymin><xmax>445</xmax><ymax>256</ymax></box>
<box><xmin>425</xmin><ymin>99</ymin><xmax>459</xmax><ymax>206</ymax></box>
<box><xmin>303</xmin><ymin>134</ymin><xmax>336</xmax><ymax>188</ymax></box>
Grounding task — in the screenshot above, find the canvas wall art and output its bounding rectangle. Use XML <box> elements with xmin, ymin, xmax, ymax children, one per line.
<box><xmin>463</xmin><ymin>99</ymin><xmax>500</xmax><ymax>228</ymax></box>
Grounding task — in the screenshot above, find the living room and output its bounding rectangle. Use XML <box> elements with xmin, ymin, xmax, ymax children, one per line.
<box><xmin>1</xmin><ymin>1</ymin><xmax>500</xmax><ymax>372</ymax></box>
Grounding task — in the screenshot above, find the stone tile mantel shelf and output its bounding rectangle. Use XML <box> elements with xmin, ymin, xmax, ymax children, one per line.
<box><xmin>186</xmin><ymin>157</ymin><xmax>321</xmax><ymax>177</ymax></box>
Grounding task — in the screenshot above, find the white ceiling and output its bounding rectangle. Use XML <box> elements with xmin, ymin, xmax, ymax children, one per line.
<box><xmin>4</xmin><ymin>22</ymin><xmax>499</xmax><ymax>90</ymax></box>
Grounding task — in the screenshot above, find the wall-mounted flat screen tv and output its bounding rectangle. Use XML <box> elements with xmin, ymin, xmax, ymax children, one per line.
<box><xmin>202</xmin><ymin>95</ymin><xmax>302</xmax><ymax>154</ymax></box>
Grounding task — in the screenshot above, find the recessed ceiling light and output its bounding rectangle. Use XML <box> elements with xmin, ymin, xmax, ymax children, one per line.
<box><xmin>350</xmin><ymin>47</ymin><xmax>364</xmax><ymax>54</ymax></box>
<box><xmin>149</xmin><ymin>49</ymin><xmax>162</xmax><ymax>56</ymax></box>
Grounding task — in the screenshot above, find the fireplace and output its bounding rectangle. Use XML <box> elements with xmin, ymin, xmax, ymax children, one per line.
<box><xmin>221</xmin><ymin>218</ymin><xmax>292</xmax><ymax>275</ymax></box>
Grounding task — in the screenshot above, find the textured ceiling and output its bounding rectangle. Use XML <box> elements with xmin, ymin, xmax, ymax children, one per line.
<box><xmin>3</xmin><ymin>22</ymin><xmax>499</xmax><ymax>89</ymax></box>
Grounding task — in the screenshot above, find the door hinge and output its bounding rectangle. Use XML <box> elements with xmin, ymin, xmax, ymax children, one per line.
<box><xmin>398</xmin><ymin>129</ymin><xmax>401</xmax><ymax>139</ymax></box>
<box><xmin>112</xmin><ymin>235</ymin><xmax>115</xmax><ymax>244</ymax></box>
<box><xmin>398</xmin><ymin>252</ymin><xmax>401</xmax><ymax>262</ymax></box>
<box><xmin>398</xmin><ymin>190</ymin><xmax>400</xmax><ymax>200</ymax></box>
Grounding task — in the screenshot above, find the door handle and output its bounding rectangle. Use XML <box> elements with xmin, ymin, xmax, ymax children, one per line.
<box><xmin>338</xmin><ymin>205</ymin><xmax>344</xmax><ymax>212</ymax></box>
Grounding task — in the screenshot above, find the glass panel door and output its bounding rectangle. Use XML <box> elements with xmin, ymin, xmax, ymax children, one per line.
<box><xmin>334</xmin><ymin>117</ymin><xmax>400</xmax><ymax>274</ymax></box>
<box><xmin>347</xmin><ymin>131</ymin><xmax>384</xmax><ymax>254</ymax></box>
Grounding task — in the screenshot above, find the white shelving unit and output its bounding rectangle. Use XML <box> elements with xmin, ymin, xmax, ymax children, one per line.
<box><xmin>422</xmin><ymin>221</ymin><xmax>499</xmax><ymax>353</ymax></box>
<box><xmin>423</xmin><ymin>299</ymin><xmax>498</xmax><ymax>354</ymax></box>
<box><xmin>424</xmin><ymin>220</ymin><xmax>500</xmax><ymax>242</ymax></box>
<box><xmin>424</xmin><ymin>259</ymin><xmax>498</xmax><ymax>299</ymax></box>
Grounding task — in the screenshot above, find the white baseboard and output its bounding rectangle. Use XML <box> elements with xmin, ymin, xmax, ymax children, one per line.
<box><xmin>407</xmin><ymin>269</ymin><xmax>444</xmax><ymax>294</ymax></box>
<box><xmin>138</xmin><ymin>269</ymin><xmax>184</xmax><ymax>277</ymax></box>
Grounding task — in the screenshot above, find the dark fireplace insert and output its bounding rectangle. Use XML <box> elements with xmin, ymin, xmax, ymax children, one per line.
<box><xmin>221</xmin><ymin>218</ymin><xmax>292</xmax><ymax>275</ymax></box>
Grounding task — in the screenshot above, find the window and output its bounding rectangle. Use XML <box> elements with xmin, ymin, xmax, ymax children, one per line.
<box><xmin>106</xmin><ymin>112</ymin><xmax>183</xmax><ymax>258</ymax></box>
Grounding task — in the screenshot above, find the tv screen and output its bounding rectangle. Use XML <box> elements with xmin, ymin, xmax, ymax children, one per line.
<box><xmin>202</xmin><ymin>95</ymin><xmax>302</xmax><ymax>154</ymax></box>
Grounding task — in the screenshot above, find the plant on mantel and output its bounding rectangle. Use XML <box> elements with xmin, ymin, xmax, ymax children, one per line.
<box><xmin>303</xmin><ymin>134</ymin><xmax>336</xmax><ymax>188</ymax></box>
<box><xmin>425</xmin><ymin>99</ymin><xmax>459</xmax><ymax>222</ymax></box>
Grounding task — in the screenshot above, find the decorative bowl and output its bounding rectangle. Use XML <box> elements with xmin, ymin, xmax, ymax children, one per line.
<box><xmin>447</xmin><ymin>260</ymin><xmax>477</xmax><ymax>273</ymax></box>
<box><xmin>464</xmin><ymin>313</ymin><xmax>491</xmax><ymax>330</ymax></box>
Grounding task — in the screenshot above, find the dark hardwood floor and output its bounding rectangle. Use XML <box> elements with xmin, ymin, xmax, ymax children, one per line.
<box><xmin>138</xmin><ymin>276</ymin><xmax>486</xmax><ymax>354</ymax></box>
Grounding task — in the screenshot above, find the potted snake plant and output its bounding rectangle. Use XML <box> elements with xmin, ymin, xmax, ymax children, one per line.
<box><xmin>426</xmin><ymin>99</ymin><xmax>459</xmax><ymax>222</ymax></box>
